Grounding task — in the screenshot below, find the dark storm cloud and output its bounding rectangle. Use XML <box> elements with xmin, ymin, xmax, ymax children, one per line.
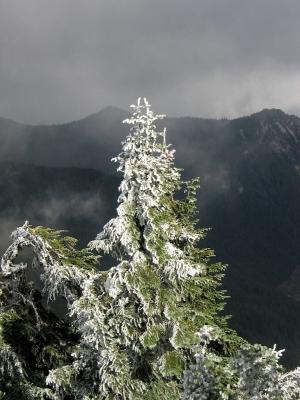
<box><xmin>0</xmin><ymin>0</ymin><xmax>300</xmax><ymax>123</ymax></box>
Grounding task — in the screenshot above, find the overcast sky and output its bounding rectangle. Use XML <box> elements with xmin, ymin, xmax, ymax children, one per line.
<box><xmin>0</xmin><ymin>0</ymin><xmax>300</xmax><ymax>124</ymax></box>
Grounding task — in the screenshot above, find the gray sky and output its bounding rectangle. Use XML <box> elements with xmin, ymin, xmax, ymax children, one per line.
<box><xmin>0</xmin><ymin>0</ymin><xmax>300</xmax><ymax>124</ymax></box>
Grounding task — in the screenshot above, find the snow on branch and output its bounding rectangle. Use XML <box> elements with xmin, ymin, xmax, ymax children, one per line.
<box><xmin>1</xmin><ymin>221</ymin><xmax>90</xmax><ymax>302</ymax></box>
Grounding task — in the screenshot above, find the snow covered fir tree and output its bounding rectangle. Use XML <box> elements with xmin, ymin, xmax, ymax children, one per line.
<box><xmin>1</xmin><ymin>98</ymin><xmax>300</xmax><ymax>399</ymax></box>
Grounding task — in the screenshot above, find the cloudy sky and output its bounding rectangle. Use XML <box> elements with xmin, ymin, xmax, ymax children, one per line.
<box><xmin>0</xmin><ymin>0</ymin><xmax>300</xmax><ymax>124</ymax></box>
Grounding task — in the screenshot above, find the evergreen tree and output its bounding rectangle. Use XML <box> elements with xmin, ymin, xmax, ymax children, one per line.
<box><xmin>0</xmin><ymin>223</ymin><xmax>94</xmax><ymax>399</ymax></box>
<box><xmin>70</xmin><ymin>98</ymin><xmax>240</xmax><ymax>399</ymax></box>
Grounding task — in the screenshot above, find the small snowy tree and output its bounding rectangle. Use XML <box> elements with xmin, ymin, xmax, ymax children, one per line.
<box><xmin>183</xmin><ymin>325</ymin><xmax>300</xmax><ymax>400</ymax></box>
<box><xmin>71</xmin><ymin>98</ymin><xmax>240</xmax><ymax>399</ymax></box>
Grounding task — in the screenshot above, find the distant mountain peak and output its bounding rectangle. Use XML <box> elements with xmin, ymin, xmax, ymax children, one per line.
<box><xmin>99</xmin><ymin>105</ymin><xmax>127</xmax><ymax>114</ymax></box>
<box><xmin>78</xmin><ymin>106</ymin><xmax>128</xmax><ymax>124</ymax></box>
<box><xmin>252</xmin><ymin>108</ymin><xmax>287</xmax><ymax>119</ymax></box>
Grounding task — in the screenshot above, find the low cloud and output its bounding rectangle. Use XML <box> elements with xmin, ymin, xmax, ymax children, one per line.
<box><xmin>0</xmin><ymin>0</ymin><xmax>299</xmax><ymax>123</ymax></box>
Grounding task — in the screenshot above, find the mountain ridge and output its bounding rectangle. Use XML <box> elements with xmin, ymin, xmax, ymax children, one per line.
<box><xmin>1</xmin><ymin>106</ymin><xmax>299</xmax><ymax>128</ymax></box>
<box><xmin>1</xmin><ymin>106</ymin><xmax>300</xmax><ymax>176</ymax></box>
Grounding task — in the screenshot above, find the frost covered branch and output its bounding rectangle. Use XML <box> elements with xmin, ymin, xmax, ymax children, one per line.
<box><xmin>1</xmin><ymin>221</ymin><xmax>91</xmax><ymax>302</ymax></box>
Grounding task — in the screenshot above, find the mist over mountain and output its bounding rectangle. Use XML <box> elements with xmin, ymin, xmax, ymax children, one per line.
<box><xmin>0</xmin><ymin>107</ymin><xmax>129</xmax><ymax>173</ymax></box>
<box><xmin>1</xmin><ymin>107</ymin><xmax>300</xmax><ymax>367</ymax></box>
<box><xmin>0</xmin><ymin>163</ymin><xmax>121</xmax><ymax>262</ymax></box>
